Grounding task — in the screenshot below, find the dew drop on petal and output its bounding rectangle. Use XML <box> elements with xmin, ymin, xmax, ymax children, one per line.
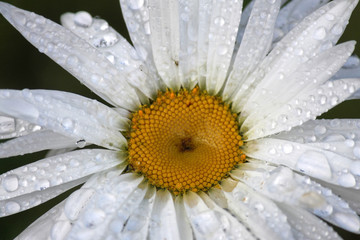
<box><xmin>2</xmin><ymin>174</ymin><xmax>19</xmax><ymax>192</ymax></box>
<box><xmin>12</xmin><ymin>11</ymin><xmax>26</xmax><ymax>25</ymax></box>
<box><xmin>353</xmin><ymin>147</ymin><xmax>360</xmax><ymax>159</ymax></box>
<box><xmin>350</xmin><ymin>161</ymin><xmax>360</xmax><ymax>176</ymax></box>
<box><xmin>282</xmin><ymin>144</ymin><xmax>293</xmax><ymax>154</ymax></box>
<box><xmin>76</xmin><ymin>139</ymin><xmax>86</xmax><ymax>148</ymax></box>
<box><xmin>74</xmin><ymin>11</ymin><xmax>93</xmax><ymax>27</ymax></box>
<box><xmin>127</xmin><ymin>0</ymin><xmax>145</xmax><ymax>10</ymax></box>
<box><xmin>214</xmin><ymin>16</ymin><xmax>225</xmax><ymax>26</ymax></box>
<box><xmin>314</xmin><ymin>125</ymin><xmax>326</xmax><ymax>135</ymax></box>
<box><xmin>35</xmin><ymin>179</ymin><xmax>50</xmax><ymax>191</ymax></box>
<box><xmin>83</xmin><ymin>208</ymin><xmax>106</xmax><ymax>228</ymax></box>
<box><xmin>5</xmin><ymin>201</ymin><xmax>21</xmax><ymax>215</ymax></box>
<box><xmin>313</xmin><ymin>27</ymin><xmax>326</xmax><ymax>40</ymax></box>
<box><xmin>296</xmin><ymin>151</ymin><xmax>332</xmax><ymax>180</ymax></box>
<box><xmin>61</xmin><ymin>118</ymin><xmax>74</xmax><ymax>131</ymax></box>
<box><xmin>338</xmin><ymin>173</ymin><xmax>356</xmax><ymax>187</ymax></box>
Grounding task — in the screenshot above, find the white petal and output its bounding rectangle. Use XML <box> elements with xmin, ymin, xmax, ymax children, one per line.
<box><xmin>231</xmin><ymin>0</ymin><xmax>357</xmax><ymax>111</ymax></box>
<box><xmin>15</xmin><ymin>201</ymin><xmax>69</xmax><ymax>240</ymax></box>
<box><xmin>148</xmin><ymin>189</ymin><xmax>181</xmax><ymax>240</ymax></box>
<box><xmin>246</xmin><ymin>137</ymin><xmax>360</xmax><ymax>188</ymax></box>
<box><xmin>319</xmin><ymin>181</ymin><xmax>360</xmax><ymax>214</ymax></box>
<box><xmin>0</xmin><ymin>2</ymin><xmax>140</xmax><ymax>110</ymax></box>
<box><xmin>274</xmin><ymin>0</ymin><xmax>330</xmax><ymax>43</ymax></box>
<box><xmin>174</xmin><ymin>196</ymin><xmax>193</xmax><ymax>240</ymax></box>
<box><xmin>178</xmin><ymin>0</ymin><xmax>200</xmax><ymax>89</ymax></box>
<box><xmin>66</xmin><ymin>173</ymin><xmax>144</xmax><ymax>240</ymax></box>
<box><xmin>223</xmin><ymin>0</ymin><xmax>281</xmax><ymax>100</ymax></box>
<box><xmin>0</xmin><ymin>130</ymin><xmax>75</xmax><ymax>158</ymax></box>
<box><xmin>60</xmin><ymin>12</ymin><xmax>157</xmax><ymax>99</ymax></box>
<box><xmin>240</xmin><ymin>41</ymin><xmax>354</xmax><ymax>128</ymax></box>
<box><xmin>0</xmin><ymin>116</ymin><xmax>42</xmax><ymax>140</ymax></box>
<box><xmin>274</xmin><ymin>119</ymin><xmax>360</xmax><ymax>161</ymax></box>
<box><xmin>120</xmin><ymin>186</ymin><xmax>156</xmax><ymax>239</ymax></box>
<box><xmin>277</xmin><ymin>203</ymin><xmax>341</xmax><ymax>240</ymax></box>
<box><xmin>209</xmin><ymin>179</ymin><xmax>294</xmax><ymax>240</ymax></box>
<box><xmin>148</xmin><ymin>0</ymin><xmax>181</xmax><ymax>90</ymax></box>
<box><xmin>204</xmin><ymin>0</ymin><xmax>243</xmax><ymax>95</ymax></box>
<box><xmin>244</xmin><ymin>78</ymin><xmax>360</xmax><ymax>140</ymax></box>
<box><xmin>184</xmin><ymin>191</ymin><xmax>255</xmax><ymax>240</ymax></box>
<box><xmin>0</xmin><ymin>90</ymin><xmax>127</xmax><ymax>149</ymax></box>
<box><xmin>0</xmin><ymin>176</ymin><xmax>87</xmax><ymax>217</ymax></box>
<box><xmin>232</xmin><ymin>165</ymin><xmax>360</xmax><ymax>233</ymax></box>
<box><xmin>119</xmin><ymin>0</ymin><xmax>163</xmax><ymax>90</ymax></box>
<box><xmin>0</xmin><ymin>149</ymin><xmax>124</xmax><ymax>202</ymax></box>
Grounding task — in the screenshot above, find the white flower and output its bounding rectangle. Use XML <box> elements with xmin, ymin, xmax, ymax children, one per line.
<box><xmin>1</xmin><ymin>0</ymin><xmax>360</xmax><ymax>239</ymax></box>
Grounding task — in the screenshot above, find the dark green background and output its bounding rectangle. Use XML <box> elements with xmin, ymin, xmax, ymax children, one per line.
<box><xmin>0</xmin><ymin>0</ymin><xmax>359</xmax><ymax>239</ymax></box>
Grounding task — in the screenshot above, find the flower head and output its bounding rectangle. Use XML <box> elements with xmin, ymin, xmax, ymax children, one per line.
<box><xmin>1</xmin><ymin>0</ymin><xmax>360</xmax><ymax>239</ymax></box>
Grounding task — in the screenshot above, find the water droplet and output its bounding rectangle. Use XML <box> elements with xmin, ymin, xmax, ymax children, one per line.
<box><xmin>331</xmin><ymin>24</ymin><xmax>343</xmax><ymax>35</ymax></box>
<box><xmin>5</xmin><ymin>201</ymin><xmax>21</xmax><ymax>215</ymax></box>
<box><xmin>338</xmin><ymin>173</ymin><xmax>356</xmax><ymax>187</ymax></box>
<box><xmin>83</xmin><ymin>208</ymin><xmax>106</xmax><ymax>228</ymax></box>
<box><xmin>12</xmin><ymin>11</ymin><xmax>27</xmax><ymax>25</ymax></box>
<box><xmin>66</xmin><ymin>55</ymin><xmax>79</xmax><ymax>66</ymax></box>
<box><xmin>313</xmin><ymin>27</ymin><xmax>326</xmax><ymax>40</ymax></box>
<box><xmin>319</xmin><ymin>95</ymin><xmax>327</xmax><ymax>105</ymax></box>
<box><xmin>2</xmin><ymin>174</ymin><xmax>19</xmax><ymax>192</ymax></box>
<box><xmin>93</xmin><ymin>33</ymin><xmax>118</xmax><ymax>48</ymax></box>
<box><xmin>74</xmin><ymin>11</ymin><xmax>93</xmax><ymax>27</ymax></box>
<box><xmin>217</xmin><ymin>45</ymin><xmax>228</xmax><ymax>55</ymax></box>
<box><xmin>330</xmin><ymin>96</ymin><xmax>339</xmax><ymax>106</ymax></box>
<box><xmin>350</xmin><ymin>161</ymin><xmax>360</xmax><ymax>175</ymax></box>
<box><xmin>127</xmin><ymin>0</ymin><xmax>144</xmax><ymax>10</ymax></box>
<box><xmin>61</xmin><ymin>118</ymin><xmax>75</xmax><ymax>132</ymax></box>
<box><xmin>314</xmin><ymin>125</ymin><xmax>327</xmax><ymax>135</ymax></box>
<box><xmin>282</xmin><ymin>144</ymin><xmax>293</xmax><ymax>154</ymax></box>
<box><xmin>76</xmin><ymin>139</ymin><xmax>86</xmax><ymax>148</ymax></box>
<box><xmin>296</xmin><ymin>151</ymin><xmax>332</xmax><ymax>180</ymax></box>
<box><xmin>35</xmin><ymin>179</ymin><xmax>50</xmax><ymax>191</ymax></box>
<box><xmin>344</xmin><ymin>139</ymin><xmax>355</xmax><ymax>147</ymax></box>
<box><xmin>325</xmin><ymin>13</ymin><xmax>335</xmax><ymax>21</ymax></box>
<box><xmin>214</xmin><ymin>17</ymin><xmax>225</xmax><ymax>26</ymax></box>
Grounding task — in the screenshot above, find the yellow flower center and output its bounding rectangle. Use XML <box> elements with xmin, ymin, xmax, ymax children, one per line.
<box><xmin>128</xmin><ymin>87</ymin><xmax>245</xmax><ymax>195</ymax></box>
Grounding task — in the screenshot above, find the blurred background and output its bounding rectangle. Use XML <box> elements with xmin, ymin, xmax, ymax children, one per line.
<box><xmin>0</xmin><ymin>0</ymin><xmax>359</xmax><ymax>239</ymax></box>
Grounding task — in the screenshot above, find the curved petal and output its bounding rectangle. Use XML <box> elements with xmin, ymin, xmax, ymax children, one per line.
<box><xmin>0</xmin><ymin>2</ymin><xmax>140</xmax><ymax>110</ymax></box>
<box><xmin>274</xmin><ymin>119</ymin><xmax>360</xmax><ymax>161</ymax></box>
<box><xmin>184</xmin><ymin>191</ymin><xmax>255</xmax><ymax>240</ymax></box>
<box><xmin>60</xmin><ymin>12</ymin><xmax>157</xmax><ymax>99</ymax></box>
<box><xmin>277</xmin><ymin>203</ymin><xmax>341</xmax><ymax>240</ymax></box>
<box><xmin>0</xmin><ymin>90</ymin><xmax>127</xmax><ymax>149</ymax></box>
<box><xmin>0</xmin><ymin>149</ymin><xmax>124</xmax><ymax>203</ymax></box>
<box><xmin>240</xmin><ymin>41</ymin><xmax>355</xmax><ymax>128</ymax></box>
<box><xmin>0</xmin><ymin>176</ymin><xmax>87</xmax><ymax>217</ymax></box>
<box><xmin>148</xmin><ymin>0</ymin><xmax>181</xmax><ymax>91</ymax></box>
<box><xmin>148</xmin><ymin>189</ymin><xmax>182</xmax><ymax>240</ymax></box>
<box><xmin>245</xmin><ymin>137</ymin><xmax>360</xmax><ymax>188</ymax></box>
<box><xmin>231</xmin><ymin>0</ymin><xmax>358</xmax><ymax>112</ymax></box>
<box><xmin>208</xmin><ymin>179</ymin><xmax>294</xmax><ymax>240</ymax></box>
<box><xmin>244</xmin><ymin>78</ymin><xmax>360</xmax><ymax>140</ymax></box>
<box><xmin>66</xmin><ymin>173</ymin><xmax>144</xmax><ymax>240</ymax></box>
<box><xmin>274</xmin><ymin>0</ymin><xmax>330</xmax><ymax>42</ymax></box>
<box><xmin>204</xmin><ymin>0</ymin><xmax>243</xmax><ymax>95</ymax></box>
<box><xmin>223</xmin><ymin>0</ymin><xmax>281</xmax><ymax>100</ymax></box>
<box><xmin>232</xmin><ymin>164</ymin><xmax>360</xmax><ymax>233</ymax></box>
<box><xmin>15</xmin><ymin>201</ymin><xmax>69</xmax><ymax>240</ymax></box>
<box><xmin>119</xmin><ymin>0</ymin><xmax>163</xmax><ymax>90</ymax></box>
<box><xmin>0</xmin><ymin>130</ymin><xmax>76</xmax><ymax>158</ymax></box>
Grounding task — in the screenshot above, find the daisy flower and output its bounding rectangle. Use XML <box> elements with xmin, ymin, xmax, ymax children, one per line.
<box><xmin>1</xmin><ymin>0</ymin><xmax>360</xmax><ymax>239</ymax></box>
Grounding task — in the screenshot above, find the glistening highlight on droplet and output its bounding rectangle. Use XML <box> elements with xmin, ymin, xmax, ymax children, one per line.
<box><xmin>127</xmin><ymin>87</ymin><xmax>246</xmax><ymax>195</ymax></box>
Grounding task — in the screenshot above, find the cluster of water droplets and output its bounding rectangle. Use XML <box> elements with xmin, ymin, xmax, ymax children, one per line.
<box><xmin>0</xmin><ymin>115</ymin><xmax>42</xmax><ymax>139</ymax></box>
<box><xmin>0</xmin><ymin>150</ymin><xmax>121</xmax><ymax>217</ymax></box>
